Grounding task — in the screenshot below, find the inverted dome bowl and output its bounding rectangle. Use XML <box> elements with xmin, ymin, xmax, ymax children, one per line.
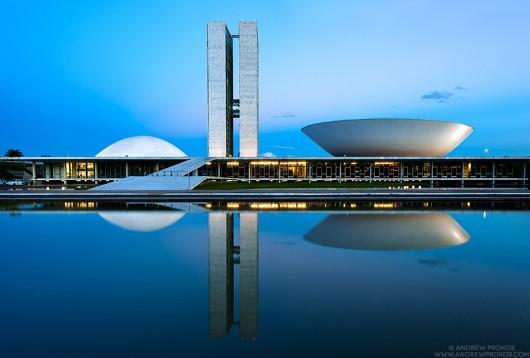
<box><xmin>302</xmin><ymin>119</ymin><xmax>473</xmax><ymax>157</ymax></box>
<box><xmin>304</xmin><ymin>212</ymin><xmax>470</xmax><ymax>251</ymax></box>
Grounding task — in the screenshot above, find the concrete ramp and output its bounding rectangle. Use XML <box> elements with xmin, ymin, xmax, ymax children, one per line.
<box><xmin>155</xmin><ymin>157</ymin><xmax>212</xmax><ymax>176</ymax></box>
<box><xmin>156</xmin><ymin>202</ymin><xmax>210</xmax><ymax>212</ymax></box>
<box><xmin>91</xmin><ymin>175</ymin><xmax>207</xmax><ymax>191</ymax></box>
<box><xmin>91</xmin><ymin>157</ymin><xmax>212</xmax><ymax>191</ymax></box>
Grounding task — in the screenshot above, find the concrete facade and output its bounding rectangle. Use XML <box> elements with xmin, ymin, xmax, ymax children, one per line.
<box><xmin>207</xmin><ymin>22</ymin><xmax>234</xmax><ymax>157</ymax></box>
<box><xmin>239</xmin><ymin>22</ymin><xmax>259</xmax><ymax>157</ymax></box>
<box><xmin>207</xmin><ymin>21</ymin><xmax>259</xmax><ymax>158</ymax></box>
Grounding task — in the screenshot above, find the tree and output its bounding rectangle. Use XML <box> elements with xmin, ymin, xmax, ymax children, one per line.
<box><xmin>4</xmin><ymin>149</ymin><xmax>23</xmax><ymax>157</ymax></box>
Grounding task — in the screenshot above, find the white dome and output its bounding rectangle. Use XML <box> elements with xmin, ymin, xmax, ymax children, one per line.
<box><xmin>96</xmin><ymin>136</ymin><xmax>187</xmax><ymax>158</ymax></box>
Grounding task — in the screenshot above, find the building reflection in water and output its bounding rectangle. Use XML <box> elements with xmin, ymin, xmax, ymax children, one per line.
<box><xmin>98</xmin><ymin>211</ymin><xmax>185</xmax><ymax>232</ymax></box>
<box><xmin>96</xmin><ymin>205</ymin><xmax>469</xmax><ymax>340</ymax></box>
<box><xmin>304</xmin><ymin>212</ymin><xmax>470</xmax><ymax>250</ymax></box>
<box><xmin>208</xmin><ymin>212</ymin><xmax>259</xmax><ymax>340</ymax></box>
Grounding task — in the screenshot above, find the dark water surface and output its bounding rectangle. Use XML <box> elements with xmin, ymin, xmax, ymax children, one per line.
<box><xmin>0</xmin><ymin>201</ymin><xmax>529</xmax><ymax>357</ymax></box>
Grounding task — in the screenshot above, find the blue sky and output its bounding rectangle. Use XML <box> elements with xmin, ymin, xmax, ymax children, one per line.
<box><xmin>1</xmin><ymin>0</ymin><xmax>530</xmax><ymax>157</ymax></box>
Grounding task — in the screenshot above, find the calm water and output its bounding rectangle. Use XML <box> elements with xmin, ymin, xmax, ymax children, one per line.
<box><xmin>0</xmin><ymin>201</ymin><xmax>529</xmax><ymax>358</ymax></box>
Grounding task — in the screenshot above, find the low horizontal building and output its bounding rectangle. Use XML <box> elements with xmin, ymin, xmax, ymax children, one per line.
<box><xmin>196</xmin><ymin>157</ymin><xmax>529</xmax><ymax>189</ymax></box>
<box><xmin>1</xmin><ymin>155</ymin><xmax>529</xmax><ymax>189</ymax></box>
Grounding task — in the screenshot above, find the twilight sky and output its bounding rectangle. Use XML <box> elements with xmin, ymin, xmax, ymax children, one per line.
<box><xmin>1</xmin><ymin>0</ymin><xmax>530</xmax><ymax>157</ymax></box>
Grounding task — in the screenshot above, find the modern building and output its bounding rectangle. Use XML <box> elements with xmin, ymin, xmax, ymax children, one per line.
<box><xmin>0</xmin><ymin>136</ymin><xmax>187</xmax><ymax>187</ymax></box>
<box><xmin>302</xmin><ymin>119</ymin><xmax>473</xmax><ymax>157</ymax></box>
<box><xmin>1</xmin><ymin>21</ymin><xmax>529</xmax><ymax>190</ymax></box>
<box><xmin>3</xmin><ymin>151</ymin><xmax>528</xmax><ymax>189</ymax></box>
<box><xmin>207</xmin><ymin>21</ymin><xmax>259</xmax><ymax>157</ymax></box>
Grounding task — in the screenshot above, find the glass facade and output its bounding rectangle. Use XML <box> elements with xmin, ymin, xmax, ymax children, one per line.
<box><xmin>39</xmin><ymin>160</ymin><xmax>180</xmax><ymax>180</ymax></box>
<box><xmin>24</xmin><ymin>158</ymin><xmax>530</xmax><ymax>189</ymax></box>
<box><xmin>197</xmin><ymin>159</ymin><xmax>529</xmax><ymax>189</ymax></box>
<box><xmin>97</xmin><ymin>162</ymin><xmax>125</xmax><ymax>179</ymax></box>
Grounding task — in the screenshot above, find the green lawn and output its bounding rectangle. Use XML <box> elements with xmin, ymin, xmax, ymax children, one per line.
<box><xmin>195</xmin><ymin>180</ymin><xmax>403</xmax><ymax>190</ymax></box>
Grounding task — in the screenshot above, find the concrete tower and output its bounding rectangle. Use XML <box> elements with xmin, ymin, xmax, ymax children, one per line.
<box><xmin>207</xmin><ymin>21</ymin><xmax>259</xmax><ymax>157</ymax></box>
<box><xmin>238</xmin><ymin>22</ymin><xmax>259</xmax><ymax>157</ymax></box>
<box><xmin>207</xmin><ymin>22</ymin><xmax>234</xmax><ymax>157</ymax></box>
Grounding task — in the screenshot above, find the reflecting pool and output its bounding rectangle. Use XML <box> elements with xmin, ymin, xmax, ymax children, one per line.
<box><xmin>0</xmin><ymin>201</ymin><xmax>529</xmax><ymax>357</ymax></box>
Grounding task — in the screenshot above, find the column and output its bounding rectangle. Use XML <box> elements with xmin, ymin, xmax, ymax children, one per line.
<box><xmin>491</xmin><ymin>159</ymin><xmax>497</xmax><ymax>189</ymax></box>
<box><xmin>125</xmin><ymin>162</ymin><xmax>129</xmax><ymax>177</ymax></box>
<box><xmin>399</xmin><ymin>161</ymin><xmax>403</xmax><ymax>186</ymax></box>
<box><xmin>430</xmin><ymin>161</ymin><xmax>434</xmax><ymax>188</ymax></box>
<box><xmin>461</xmin><ymin>160</ymin><xmax>465</xmax><ymax>189</ymax></box>
<box><xmin>522</xmin><ymin>161</ymin><xmax>527</xmax><ymax>189</ymax></box>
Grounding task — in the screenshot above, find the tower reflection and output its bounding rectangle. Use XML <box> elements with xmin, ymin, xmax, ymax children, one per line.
<box><xmin>208</xmin><ymin>212</ymin><xmax>259</xmax><ymax>340</ymax></box>
<box><xmin>305</xmin><ymin>212</ymin><xmax>470</xmax><ymax>250</ymax></box>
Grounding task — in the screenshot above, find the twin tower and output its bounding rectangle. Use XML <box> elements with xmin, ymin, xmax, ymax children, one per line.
<box><xmin>207</xmin><ymin>21</ymin><xmax>259</xmax><ymax>157</ymax></box>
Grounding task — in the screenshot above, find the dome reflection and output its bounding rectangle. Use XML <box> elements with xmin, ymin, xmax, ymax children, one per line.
<box><xmin>304</xmin><ymin>212</ymin><xmax>470</xmax><ymax>250</ymax></box>
<box><xmin>98</xmin><ymin>211</ymin><xmax>185</xmax><ymax>232</ymax></box>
